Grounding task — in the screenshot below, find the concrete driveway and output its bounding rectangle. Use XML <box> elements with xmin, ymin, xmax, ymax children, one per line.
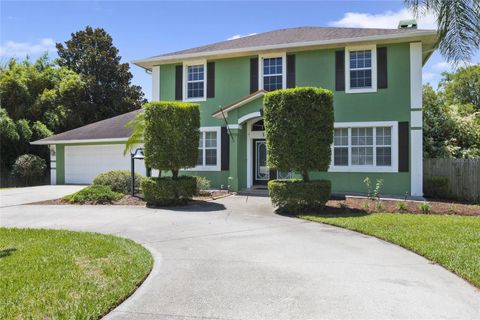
<box><xmin>0</xmin><ymin>185</ymin><xmax>85</xmax><ymax>208</ymax></box>
<box><xmin>1</xmin><ymin>195</ymin><xmax>479</xmax><ymax>319</ymax></box>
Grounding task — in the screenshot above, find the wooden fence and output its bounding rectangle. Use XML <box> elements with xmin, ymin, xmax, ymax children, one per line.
<box><xmin>424</xmin><ymin>158</ymin><xmax>480</xmax><ymax>203</ymax></box>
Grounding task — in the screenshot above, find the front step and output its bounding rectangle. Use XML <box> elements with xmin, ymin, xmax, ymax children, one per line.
<box><xmin>237</xmin><ymin>188</ymin><xmax>270</xmax><ymax>196</ymax></box>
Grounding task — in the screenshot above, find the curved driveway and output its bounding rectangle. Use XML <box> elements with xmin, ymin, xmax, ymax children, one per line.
<box><xmin>1</xmin><ymin>195</ymin><xmax>479</xmax><ymax>319</ymax></box>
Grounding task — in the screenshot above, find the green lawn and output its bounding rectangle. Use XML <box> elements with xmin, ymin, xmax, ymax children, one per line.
<box><xmin>300</xmin><ymin>213</ymin><xmax>480</xmax><ymax>288</ymax></box>
<box><xmin>0</xmin><ymin>228</ymin><xmax>153</xmax><ymax>319</ymax></box>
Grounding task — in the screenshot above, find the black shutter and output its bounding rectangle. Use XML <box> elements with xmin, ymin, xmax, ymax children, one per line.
<box><xmin>286</xmin><ymin>54</ymin><xmax>296</xmax><ymax>88</ymax></box>
<box><xmin>398</xmin><ymin>122</ymin><xmax>409</xmax><ymax>172</ymax></box>
<box><xmin>335</xmin><ymin>50</ymin><xmax>345</xmax><ymax>91</ymax></box>
<box><xmin>207</xmin><ymin>62</ymin><xmax>215</xmax><ymax>98</ymax></box>
<box><xmin>377</xmin><ymin>47</ymin><xmax>388</xmax><ymax>89</ymax></box>
<box><xmin>175</xmin><ymin>65</ymin><xmax>183</xmax><ymax>100</ymax></box>
<box><xmin>221</xmin><ymin>127</ymin><xmax>229</xmax><ymax>170</ymax></box>
<box><xmin>250</xmin><ymin>57</ymin><xmax>259</xmax><ymax>93</ymax></box>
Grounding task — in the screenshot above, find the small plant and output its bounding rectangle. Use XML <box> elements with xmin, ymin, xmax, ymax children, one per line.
<box><xmin>63</xmin><ymin>185</ymin><xmax>123</xmax><ymax>204</ymax></box>
<box><xmin>363</xmin><ymin>177</ymin><xmax>384</xmax><ymax>200</ymax></box>
<box><xmin>361</xmin><ymin>201</ymin><xmax>370</xmax><ymax>211</ymax></box>
<box><xmin>375</xmin><ymin>201</ymin><xmax>385</xmax><ymax>212</ymax></box>
<box><xmin>194</xmin><ymin>176</ymin><xmax>211</xmax><ymax>195</ymax></box>
<box><xmin>447</xmin><ymin>204</ymin><xmax>456</xmax><ymax>215</ymax></box>
<box><xmin>339</xmin><ymin>202</ymin><xmax>350</xmax><ymax>212</ymax></box>
<box><xmin>363</xmin><ymin>177</ymin><xmax>372</xmax><ymax>198</ymax></box>
<box><xmin>396</xmin><ymin>201</ymin><xmax>408</xmax><ymax>212</ymax></box>
<box><xmin>418</xmin><ymin>202</ymin><xmax>432</xmax><ymax>214</ymax></box>
<box><xmin>373</xmin><ymin>179</ymin><xmax>384</xmax><ymax>199</ymax></box>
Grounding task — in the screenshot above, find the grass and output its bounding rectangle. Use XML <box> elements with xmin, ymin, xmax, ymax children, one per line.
<box><xmin>300</xmin><ymin>213</ymin><xmax>480</xmax><ymax>288</ymax></box>
<box><xmin>0</xmin><ymin>228</ymin><xmax>153</xmax><ymax>319</ymax></box>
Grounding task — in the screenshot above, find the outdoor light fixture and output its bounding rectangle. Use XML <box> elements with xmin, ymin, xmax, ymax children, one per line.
<box><xmin>130</xmin><ymin>148</ymin><xmax>144</xmax><ymax>196</ymax></box>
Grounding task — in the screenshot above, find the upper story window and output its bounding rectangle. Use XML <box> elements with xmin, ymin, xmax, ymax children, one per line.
<box><xmin>183</xmin><ymin>61</ymin><xmax>206</xmax><ymax>101</ymax></box>
<box><xmin>345</xmin><ymin>45</ymin><xmax>377</xmax><ymax>93</ymax></box>
<box><xmin>260</xmin><ymin>54</ymin><xmax>286</xmax><ymax>91</ymax></box>
<box><xmin>330</xmin><ymin>122</ymin><xmax>397</xmax><ymax>172</ymax></box>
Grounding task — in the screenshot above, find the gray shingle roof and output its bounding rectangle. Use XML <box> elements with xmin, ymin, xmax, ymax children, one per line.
<box><xmin>31</xmin><ymin>109</ymin><xmax>142</xmax><ymax>144</ymax></box>
<box><xmin>146</xmin><ymin>26</ymin><xmax>435</xmax><ymax>59</ymax></box>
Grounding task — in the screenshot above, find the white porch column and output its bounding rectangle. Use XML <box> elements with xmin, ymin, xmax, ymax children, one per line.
<box><xmin>49</xmin><ymin>145</ymin><xmax>56</xmax><ymax>185</ymax></box>
<box><xmin>152</xmin><ymin>66</ymin><xmax>160</xmax><ymax>101</ymax></box>
<box><xmin>410</xmin><ymin>42</ymin><xmax>423</xmax><ymax>196</ymax></box>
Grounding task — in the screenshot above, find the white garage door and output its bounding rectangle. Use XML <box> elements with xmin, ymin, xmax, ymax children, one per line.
<box><xmin>65</xmin><ymin>144</ymin><xmax>146</xmax><ymax>184</ymax></box>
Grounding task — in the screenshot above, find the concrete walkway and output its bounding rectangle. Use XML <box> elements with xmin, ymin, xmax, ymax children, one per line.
<box><xmin>0</xmin><ymin>185</ymin><xmax>85</xmax><ymax>208</ymax></box>
<box><xmin>1</xmin><ymin>195</ymin><xmax>479</xmax><ymax>319</ymax></box>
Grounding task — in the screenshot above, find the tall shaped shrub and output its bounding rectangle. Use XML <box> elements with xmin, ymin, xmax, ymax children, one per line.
<box><xmin>143</xmin><ymin>101</ymin><xmax>200</xmax><ymax>178</ymax></box>
<box><xmin>264</xmin><ymin>87</ymin><xmax>334</xmax><ymax>212</ymax></box>
<box><xmin>264</xmin><ymin>87</ymin><xmax>334</xmax><ymax>181</ymax></box>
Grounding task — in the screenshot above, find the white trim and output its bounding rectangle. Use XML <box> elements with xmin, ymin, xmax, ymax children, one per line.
<box><xmin>411</xmin><ymin>110</ymin><xmax>422</xmax><ymax>127</ymax></box>
<box><xmin>329</xmin><ymin>121</ymin><xmax>398</xmax><ymax>173</ymax></box>
<box><xmin>184</xmin><ymin>126</ymin><xmax>221</xmax><ymax>171</ymax></box>
<box><xmin>259</xmin><ymin>52</ymin><xmax>287</xmax><ymax>91</ymax></box>
<box><xmin>410</xmin><ymin>42</ymin><xmax>423</xmax><ymax>109</ymax></box>
<box><xmin>133</xmin><ymin>31</ymin><xmax>437</xmax><ymax>68</ymax></box>
<box><xmin>246</xmin><ymin>117</ymin><xmax>265</xmax><ymax>188</ymax></box>
<box><xmin>183</xmin><ymin>59</ymin><xmax>207</xmax><ymax>102</ymax></box>
<box><xmin>50</xmin><ymin>168</ymin><xmax>56</xmax><ymax>185</ymax></box>
<box><xmin>411</xmin><ymin>129</ymin><xmax>423</xmax><ymax>196</ymax></box>
<box><xmin>228</xmin><ymin>124</ymin><xmax>242</xmax><ymax>130</ymax></box>
<box><xmin>212</xmin><ymin>91</ymin><xmax>266</xmax><ymax>119</ymax></box>
<box><xmin>238</xmin><ymin>111</ymin><xmax>262</xmax><ymax>125</ymax></box>
<box><xmin>152</xmin><ymin>66</ymin><xmax>160</xmax><ymax>101</ymax></box>
<box><xmin>31</xmin><ymin>138</ymin><xmax>128</xmax><ymax>145</ymax></box>
<box><xmin>345</xmin><ymin>45</ymin><xmax>377</xmax><ymax>93</ymax></box>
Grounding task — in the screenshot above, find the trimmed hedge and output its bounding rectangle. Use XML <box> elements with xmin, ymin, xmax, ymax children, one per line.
<box><xmin>263</xmin><ymin>87</ymin><xmax>334</xmax><ymax>180</ymax></box>
<box><xmin>193</xmin><ymin>175</ymin><xmax>211</xmax><ymax>195</ymax></box>
<box><xmin>63</xmin><ymin>185</ymin><xmax>123</xmax><ymax>204</ymax></box>
<box><xmin>144</xmin><ymin>101</ymin><xmax>200</xmax><ymax>178</ymax></box>
<box><xmin>141</xmin><ymin>176</ymin><xmax>196</xmax><ymax>206</ymax></box>
<box><xmin>424</xmin><ymin>176</ymin><xmax>450</xmax><ymax>199</ymax></box>
<box><xmin>268</xmin><ymin>179</ymin><xmax>331</xmax><ymax>213</ymax></box>
<box><xmin>93</xmin><ymin>170</ymin><xmax>142</xmax><ymax>194</ymax></box>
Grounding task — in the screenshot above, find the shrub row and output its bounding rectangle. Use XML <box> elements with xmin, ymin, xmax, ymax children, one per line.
<box><xmin>141</xmin><ymin>176</ymin><xmax>196</xmax><ymax>206</ymax></box>
<box><xmin>93</xmin><ymin>170</ymin><xmax>142</xmax><ymax>194</ymax></box>
<box><xmin>63</xmin><ymin>185</ymin><xmax>122</xmax><ymax>204</ymax></box>
<box><xmin>268</xmin><ymin>179</ymin><xmax>331</xmax><ymax>213</ymax></box>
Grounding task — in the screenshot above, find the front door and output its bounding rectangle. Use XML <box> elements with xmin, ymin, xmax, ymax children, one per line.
<box><xmin>253</xmin><ymin>139</ymin><xmax>271</xmax><ymax>185</ymax></box>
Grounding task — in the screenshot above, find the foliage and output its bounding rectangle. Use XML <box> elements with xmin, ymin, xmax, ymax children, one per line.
<box><xmin>194</xmin><ymin>176</ymin><xmax>211</xmax><ymax>195</ymax></box>
<box><xmin>418</xmin><ymin>202</ymin><xmax>432</xmax><ymax>214</ymax></box>
<box><xmin>11</xmin><ymin>154</ymin><xmax>47</xmax><ymax>186</ymax></box>
<box><xmin>396</xmin><ymin>201</ymin><xmax>408</xmax><ymax>211</ymax></box>
<box><xmin>56</xmin><ymin>26</ymin><xmax>145</xmax><ymax>125</ymax></box>
<box><xmin>93</xmin><ymin>170</ymin><xmax>142</xmax><ymax>194</ymax></box>
<box><xmin>143</xmin><ymin>101</ymin><xmax>200</xmax><ymax>179</ymax></box>
<box><xmin>301</xmin><ymin>213</ymin><xmax>480</xmax><ymax>287</ymax></box>
<box><xmin>440</xmin><ymin>65</ymin><xmax>480</xmax><ymax>110</ymax></box>
<box><xmin>363</xmin><ymin>177</ymin><xmax>384</xmax><ymax>200</ymax></box>
<box><xmin>424</xmin><ymin>176</ymin><xmax>450</xmax><ymax>198</ymax></box>
<box><xmin>63</xmin><ymin>185</ymin><xmax>123</xmax><ymax>204</ymax></box>
<box><xmin>423</xmin><ymin>84</ymin><xmax>480</xmax><ymax>158</ymax></box>
<box><xmin>0</xmin><ymin>228</ymin><xmax>152</xmax><ymax>319</ymax></box>
<box><xmin>264</xmin><ymin>87</ymin><xmax>334</xmax><ymax>181</ymax></box>
<box><xmin>124</xmin><ymin>111</ymin><xmax>145</xmax><ymax>155</ymax></box>
<box><xmin>268</xmin><ymin>179</ymin><xmax>331</xmax><ymax>213</ymax></box>
<box><xmin>404</xmin><ymin>0</ymin><xmax>480</xmax><ymax>63</ymax></box>
<box><xmin>141</xmin><ymin>176</ymin><xmax>196</xmax><ymax>206</ymax></box>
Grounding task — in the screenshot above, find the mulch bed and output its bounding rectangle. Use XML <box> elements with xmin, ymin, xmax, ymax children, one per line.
<box><xmin>322</xmin><ymin>197</ymin><xmax>480</xmax><ymax>216</ymax></box>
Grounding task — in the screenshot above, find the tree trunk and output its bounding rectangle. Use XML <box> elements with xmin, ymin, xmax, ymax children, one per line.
<box><xmin>302</xmin><ymin>170</ymin><xmax>309</xmax><ymax>182</ymax></box>
<box><xmin>172</xmin><ymin>169</ymin><xmax>179</xmax><ymax>179</ymax></box>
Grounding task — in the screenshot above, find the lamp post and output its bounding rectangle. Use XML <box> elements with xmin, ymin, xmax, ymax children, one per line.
<box><xmin>130</xmin><ymin>148</ymin><xmax>144</xmax><ymax>196</ymax></box>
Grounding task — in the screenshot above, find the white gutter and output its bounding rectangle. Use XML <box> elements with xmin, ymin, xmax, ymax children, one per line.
<box><xmin>31</xmin><ymin>137</ymin><xmax>128</xmax><ymax>145</ymax></box>
<box><xmin>133</xmin><ymin>30</ymin><xmax>437</xmax><ymax>68</ymax></box>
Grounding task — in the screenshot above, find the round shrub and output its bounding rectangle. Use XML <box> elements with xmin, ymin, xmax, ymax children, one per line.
<box><xmin>268</xmin><ymin>179</ymin><xmax>331</xmax><ymax>213</ymax></box>
<box><xmin>63</xmin><ymin>185</ymin><xmax>123</xmax><ymax>204</ymax></box>
<box><xmin>12</xmin><ymin>154</ymin><xmax>47</xmax><ymax>186</ymax></box>
<box><xmin>424</xmin><ymin>176</ymin><xmax>450</xmax><ymax>198</ymax></box>
<box><xmin>93</xmin><ymin>170</ymin><xmax>142</xmax><ymax>194</ymax></box>
<box><xmin>141</xmin><ymin>176</ymin><xmax>196</xmax><ymax>206</ymax></box>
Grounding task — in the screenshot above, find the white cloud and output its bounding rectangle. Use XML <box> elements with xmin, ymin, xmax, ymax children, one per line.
<box><xmin>422</xmin><ymin>72</ymin><xmax>436</xmax><ymax>82</ymax></box>
<box><xmin>432</xmin><ymin>61</ymin><xmax>450</xmax><ymax>71</ymax></box>
<box><xmin>0</xmin><ymin>38</ymin><xmax>56</xmax><ymax>58</ymax></box>
<box><xmin>329</xmin><ymin>8</ymin><xmax>437</xmax><ymax>29</ymax></box>
<box><xmin>227</xmin><ymin>33</ymin><xmax>257</xmax><ymax>40</ymax></box>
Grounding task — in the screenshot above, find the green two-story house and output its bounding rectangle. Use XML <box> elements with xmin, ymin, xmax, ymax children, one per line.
<box><xmin>34</xmin><ymin>25</ymin><xmax>437</xmax><ymax>197</ymax></box>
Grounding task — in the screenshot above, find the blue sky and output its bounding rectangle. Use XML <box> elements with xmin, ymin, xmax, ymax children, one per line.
<box><xmin>1</xmin><ymin>1</ymin><xmax>479</xmax><ymax>100</ymax></box>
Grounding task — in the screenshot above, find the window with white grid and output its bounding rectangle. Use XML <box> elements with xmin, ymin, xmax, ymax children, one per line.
<box><xmin>186</xmin><ymin>64</ymin><xmax>205</xmax><ymax>99</ymax></box>
<box><xmin>376</xmin><ymin>127</ymin><xmax>392</xmax><ymax>166</ymax></box>
<box><xmin>349</xmin><ymin>50</ymin><xmax>372</xmax><ymax>89</ymax></box>
<box><xmin>333</xmin><ymin>128</ymin><xmax>349</xmax><ymax>166</ymax></box>
<box><xmin>262</xmin><ymin>57</ymin><xmax>283</xmax><ymax>91</ymax></box>
<box><xmin>197</xmin><ymin>131</ymin><xmax>217</xmax><ymax>167</ymax></box>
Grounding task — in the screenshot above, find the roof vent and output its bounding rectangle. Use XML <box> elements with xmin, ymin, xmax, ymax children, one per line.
<box><xmin>398</xmin><ymin>19</ymin><xmax>418</xmax><ymax>29</ymax></box>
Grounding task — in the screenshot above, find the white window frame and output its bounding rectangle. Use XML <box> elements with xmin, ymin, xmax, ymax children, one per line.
<box><xmin>329</xmin><ymin>121</ymin><xmax>398</xmax><ymax>173</ymax></box>
<box><xmin>185</xmin><ymin>126</ymin><xmax>221</xmax><ymax>171</ymax></box>
<box><xmin>259</xmin><ymin>52</ymin><xmax>287</xmax><ymax>91</ymax></box>
<box><xmin>345</xmin><ymin>45</ymin><xmax>377</xmax><ymax>94</ymax></box>
<box><xmin>183</xmin><ymin>59</ymin><xmax>207</xmax><ymax>102</ymax></box>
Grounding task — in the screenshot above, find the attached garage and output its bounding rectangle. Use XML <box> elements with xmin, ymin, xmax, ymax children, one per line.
<box><xmin>64</xmin><ymin>144</ymin><xmax>146</xmax><ymax>184</ymax></box>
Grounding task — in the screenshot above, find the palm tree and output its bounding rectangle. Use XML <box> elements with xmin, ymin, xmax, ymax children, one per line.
<box><xmin>123</xmin><ymin>112</ymin><xmax>145</xmax><ymax>155</ymax></box>
<box><xmin>405</xmin><ymin>0</ymin><xmax>480</xmax><ymax>63</ymax></box>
